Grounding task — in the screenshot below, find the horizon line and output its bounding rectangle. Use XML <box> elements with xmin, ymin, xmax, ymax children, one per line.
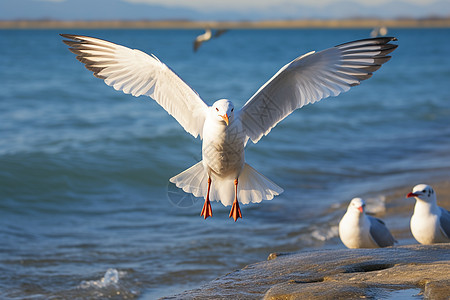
<box><xmin>1</xmin><ymin>17</ymin><xmax>450</xmax><ymax>29</ymax></box>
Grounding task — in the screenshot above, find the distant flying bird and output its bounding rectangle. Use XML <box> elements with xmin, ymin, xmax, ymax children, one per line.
<box><xmin>213</xmin><ymin>29</ymin><xmax>228</xmax><ymax>38</ymax></box>
<box><xmin>407</xmin><ymin>184</ymin><xmax>450</xmax><ymax>244</ymax></box>
<box><xmin>61</xmin><ymin>34</ymin><xmax>397</xmax><ymax>221</ymax></box>
<box><xmin>339</xmin><ymin>198</ymin><xmax>396</xmax><ymax>248</ymax></box>
<box><xmin>371</xmin><ymin>26</ymin><xmax>388</xmax><ymax>38</ymax></box>
<box><xmin>193</xmin><ymin>28</ymin><xmax>228</xmax><ymax>52</ymax></box>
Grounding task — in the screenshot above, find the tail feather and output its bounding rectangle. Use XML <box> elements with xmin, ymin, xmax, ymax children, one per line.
<box><xmin>170</xmin><ymin>161</ymin><xmax>283</xmax><ymax>207</ymax></box>
<box><xmin>238</xmin><ymin>163</ymin><xmax>283</xmax><ymax>204</ymax></box>
<box><xmin>169</xmin><ymin>161</ymin><xmax>207</xmax><ymax>198</ymax></box>
<box><xmin>210</xmin><ymin>180</ymin><xmax>235</xmax><ymax>206</ymax></box>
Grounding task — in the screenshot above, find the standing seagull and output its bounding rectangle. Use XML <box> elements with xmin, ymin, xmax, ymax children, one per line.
<box><xmin>339</xmin><ymin>198</ymin><xmax>396</xmax><ymax>248</ymax></box>
<box><xmin>61</xmin><ymin>34</ymin><xmax>397</xmax><ymax>221</ymax></box>
<box><xmin>406</xmin><ymin>184</ymin><xmax>450</xmax><ymax>244</ymax></box>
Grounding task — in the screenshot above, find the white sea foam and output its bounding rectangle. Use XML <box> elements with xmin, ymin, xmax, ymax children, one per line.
<box><xmin>311</xmin><ymin>225</ymin><xmax>339</xmax><ymax>241</ymax></box>
<box><xmin>79</xmin><ymin>268</ymin><xmax>121</xmax><ymax>289</ymax></box>
<box><xmin>365</xmin><ymin>195</ymin><xmax>387</xmax><ymax>214</ymax></box>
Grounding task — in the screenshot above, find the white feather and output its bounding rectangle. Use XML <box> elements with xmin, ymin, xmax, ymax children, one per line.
<box><xmin>62</xmin><ymin>35</ymin><xmax>397</xmax><ymax>211</ymax></box>
<box><xmin>239</xmin><ymin>38</ymin><xmax>397</xmax><ymax>144</ymax></box>
<box><xmin>170</xmin><ymin>162</ymin><xmax>282</xmax><ymax>206</ymax></box>
<box><xmin>408</xmin><ymin>184</ymin><xmax>450</xmax><ymax>244</ymax></box>
<box><xmin>61</xmin><ymin>34</ymin><xmax>208</xmax><ymax>139</ymax></box>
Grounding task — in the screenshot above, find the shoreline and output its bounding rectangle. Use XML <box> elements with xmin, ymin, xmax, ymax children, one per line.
<box><xmin>1</xmin><ymin>17</ymin><xmax>450</xmax><ymax>29</ymax></box>
<box><xmin>166</xmin><ymin>244</ymin><xmax>450</xmax><ymax>299</ymax></box>
<box><xmin>164</xmin><ymin>178</ymin><xmax>450</xmax><ymax>299</ymax></box>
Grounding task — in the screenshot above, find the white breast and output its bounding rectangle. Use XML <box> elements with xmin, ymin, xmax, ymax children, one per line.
<box><xmin>410</xmin><ymin>203</ymin><xmax>448</xmax><ymax>244</ymax></box>
<box><xmin>202</xmin><ymin>118</ymin><xmax>245</xmax><ymax>179</ymax></box>
<box><xmin>339</xmin><ymin>213</ymin><xmax>378</xmax><ymax>248</ymax></box>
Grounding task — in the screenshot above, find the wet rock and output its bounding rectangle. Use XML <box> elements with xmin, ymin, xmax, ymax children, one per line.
<box><xmin>267</xmin><ymin>252</ymin><xmax>289</xmax><ymax>261</ymax></box>
<box><xmin>166</xmin><ymin>244</ymin><xmax>450</xmax><ymax>299</ymax></box>
<box><xmin>424</xmin><ymin>279</ymin><xmax>450</xmax><ymax>300</ymax></box>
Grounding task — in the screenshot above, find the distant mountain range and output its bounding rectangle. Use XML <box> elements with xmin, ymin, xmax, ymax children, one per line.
<box><xmin>1</xmin><ymin>0</ymin><xmax>449</xmax><ymax>21</ymax></box>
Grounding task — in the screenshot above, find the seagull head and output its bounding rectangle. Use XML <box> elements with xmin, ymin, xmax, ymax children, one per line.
<box><xmin>406</xmin><ymin>184</ymin><xmax>436</xmax><ymax>203</ymax></box>
<box><xmin>211</xmin><ymin>99</ymin><xmax>234</xmax><ymax>126</ymax></box>
<box><xmin>348</xmin><ymin>197</ymin><xmax>366</xmax><ymax>214</ymax></box>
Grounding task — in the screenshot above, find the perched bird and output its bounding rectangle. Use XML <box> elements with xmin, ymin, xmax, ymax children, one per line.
<box><xmin>339</xmin><ymin>198</ymin><xmax>396</xmax><ymax>248</ymax></box>
<box><xmin>406</xmin><ymin>184</ymin><xmax>450</xmax><ymax>244</ymax></box>
<box><xmin>61</xmin><ymin>34</ymin><xmax>397</xmax><ymax>221</ymax></box>
<box><xmin>193</xmin><ymin>28</ymin><xmax>228</xmax><ymax>52</ymax></box>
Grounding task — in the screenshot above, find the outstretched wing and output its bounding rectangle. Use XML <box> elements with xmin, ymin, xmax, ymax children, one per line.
<box><xmin>368</xmin><ymin>216</ymin><xmax>397</xmax><ymax>247</ymax></box>
<box><xmin>239</xmin><ymin>37</ymin><xmax>398</xmax><ymax>144</ymax></box>
<box><xmin>61</xmin><ymin>34</ymin><xmax>209</xmax><ymax>139</ymax></box>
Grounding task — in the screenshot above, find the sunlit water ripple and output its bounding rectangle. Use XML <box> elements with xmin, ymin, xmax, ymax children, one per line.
<box><xmin>0</xmin><ymin>28</ymin><xmax>449</xmax><ymax>298</ymax></box>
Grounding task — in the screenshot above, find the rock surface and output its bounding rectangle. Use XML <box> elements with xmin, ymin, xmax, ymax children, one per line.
<box><xmin>165</xmin><ymin>244</ymin><xmax>450</xmax><ymax>299</ymax></box>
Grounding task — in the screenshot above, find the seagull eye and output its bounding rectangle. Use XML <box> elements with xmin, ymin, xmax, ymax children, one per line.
<box><xmin>216</xmin><ymin>107</ymin><xmax>219</xmax><ymax>112</ymax></box>
<box><xmin>231</xmin><ymin>108</ymin><xmax>234</xmax><ymax>112</ymax></box>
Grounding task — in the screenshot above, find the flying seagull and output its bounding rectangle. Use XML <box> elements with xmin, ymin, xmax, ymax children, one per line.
<box><xmin>193</xmin><ymin>28</ymin><xmax>228</xmax><ymax>52</ymax></box>
<box><xmin>407</xmin><ymin>184</ymin><xmax>450</xmax><ymax>244</ymax></box>
<box><xmin>60</xmin><ymin>34</ymin><xmax>398</xmax><ymax>221</ymax></box>
<box><xmin>370</xmin><ymin>26</ymin><xmax>388</xmax><ymax>38</ymax></box>
<box><xmin>339</xmin><ymin>198</ymin><xmax>396</xmax><ymax>248</ymax></box>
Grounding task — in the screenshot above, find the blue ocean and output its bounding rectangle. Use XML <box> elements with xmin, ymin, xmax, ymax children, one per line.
<box><xmin>1</xmin><ymin>28</ymin><xmax>449</xmax><ymax>299</ymax></box>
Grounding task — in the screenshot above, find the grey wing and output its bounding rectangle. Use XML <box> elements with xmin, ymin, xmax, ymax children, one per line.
<box><xmin>439</xmin><ymin>207</ymin><xmax>450</xmax><ymax>238</ymax></box>
<box><xmin>214</xmin><ymin>29</ymin><xmax>228</xmax><ymax>38</ymax></box>
<box><xmin>193</xmin><ymin>40</ymin><xmax>202</xmax><ymax>52</ymax></box>
<box><xmin>368</xmin><ymin>216</ymin><xmax>396</xmax><ymax>247</ymax></box>
<box><xmin>239</xmin><ymin>37</ymin><xmax>398</xmax><ymax>144</ymax></box>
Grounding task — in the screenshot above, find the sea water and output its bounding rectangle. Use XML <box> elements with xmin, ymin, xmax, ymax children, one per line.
<box><xmin>0</xmin><ymin>28</ymin><xmax>449</xmax><ymax>298</ymax></box>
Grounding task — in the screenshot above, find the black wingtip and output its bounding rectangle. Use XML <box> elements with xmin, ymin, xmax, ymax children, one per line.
<box><xmin>60</xmin><ymin>33</ymin><xmax>75</xmax><ymax>39</ymax></box>
<box><xmin>372</xmin><ymin>36</ymin><xmax>398</xmax><ymax>42</ymax></box>
<box><xmin>60</xmin><ymin>34</ymin><xmax>89</xmax><ymax>42</ymax></box>
<box><xmin>336</xmin><ymin>36</ymin><xmax>398</xmax><ymax>49</ymax></box>
<box><xmin>60</xmin><ymin>34</ymin><xmax>79</xmax><ymax>45</ymax></box>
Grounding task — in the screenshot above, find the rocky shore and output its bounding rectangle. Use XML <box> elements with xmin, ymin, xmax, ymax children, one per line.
<box><xmin>165</xmin><ymin>181</ymin><xmax>450</xmax><ymax>299</ymax></box>
<box><xmin>166</xmin><ymin>243</ymin><xmax>450</xmax><ymax>299</ymax></box>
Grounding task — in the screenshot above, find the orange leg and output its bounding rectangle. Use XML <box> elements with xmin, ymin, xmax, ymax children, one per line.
<box><xmin>201</xmin><ymin>177</ymin><xmax>212</xmax><ymax>219</ymax></box>
<box><xmin>229</xmin><ymin>179</ymin><xmax>242</xmax><ymax>222</ymax></box>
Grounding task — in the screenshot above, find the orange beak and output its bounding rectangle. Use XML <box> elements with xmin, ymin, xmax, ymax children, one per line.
<box><xmin>358</xmin><ymin>206</ymin><xmax>364</xmax><ymax>213</ymax></box>
<box><xmin>221</xmin><ymin>114</ymin><xmax>229</xmax><ymax>126</ymax></box>
<box><xmin>406</xmin><ymin>192</ymin><xmax>418</xmax><ymax>198</ymax></box>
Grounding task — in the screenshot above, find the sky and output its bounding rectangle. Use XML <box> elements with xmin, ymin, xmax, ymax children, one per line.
<box><xmin>1</xmin><ymin>0</ymin><xmax>449</xmax><ymax>20</ymax></box>
<box><xmin>127</xmin><ymin>0</ymin><xmax>440</xmax><ymax>11</ymax></box>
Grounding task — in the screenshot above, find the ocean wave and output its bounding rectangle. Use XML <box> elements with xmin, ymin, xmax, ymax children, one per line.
<box><xmin>2</xmin><ymin>28</ymin><xmax>450</xmax><ymax>300</ymax></box>
<box><xmin>78</xmin><ymin>268</ymin><xmax>122</xmax><ymax>289</ymax></box>
<box><xmin>73</xmin><ymin>269</ymin><xmax>139</xmax><ymax>299</ymax></box>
